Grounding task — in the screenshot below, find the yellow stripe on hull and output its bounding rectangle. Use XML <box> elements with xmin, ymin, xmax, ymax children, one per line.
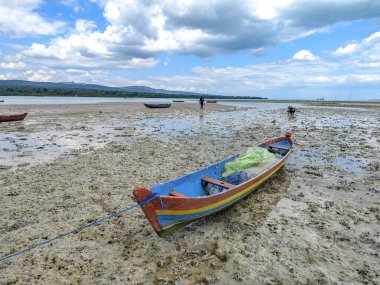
<box><xmin>156</xmin><ymin>160</ymin><xmax>285</xmax><ymax>216</ymax></box>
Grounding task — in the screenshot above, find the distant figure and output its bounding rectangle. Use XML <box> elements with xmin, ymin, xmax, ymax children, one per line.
<box><xmin>287</xmin><ymin>106</ymin><xmax>296</xmax><ymax>117</ymax></box>
<box><xmin>199</xmin><ymin>96</ymin><xmax>205</xmax><ymax>109</ymax></box>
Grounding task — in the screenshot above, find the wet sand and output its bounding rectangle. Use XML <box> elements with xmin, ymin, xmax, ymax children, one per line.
<box><xmin>1</xmin><ymin>101</ymin><xmax>379</xmax><ymax>284</ymax></box>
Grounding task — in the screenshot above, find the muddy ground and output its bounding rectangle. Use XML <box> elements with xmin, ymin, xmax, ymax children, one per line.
<box><xmin>0</xmin><ymin>101</ymin><xmax>379</xmax><ymax>284</ymax></box>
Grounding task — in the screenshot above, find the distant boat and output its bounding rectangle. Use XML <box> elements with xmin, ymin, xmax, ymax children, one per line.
<box><xmin>0</xmin><ymin>113</ymin><xmax>28</xmax><ymax>123</ymax></box>
<box><xmin>134</xmin><ymin>133</ymin><xmax>294</xmax><ymax>236</ymax></box>
<box><xmin>173</xmin><ymin>100</ymin><xmax>184</xmax><ymax>102</ymax></box>
<box><xmin>144</xmin><ymin>103</ymin><xmax>171</xmax><ymax>108</ymax></box>
<box><xmin>206</xmin><ymin>100</ymin><xmax>217</xmax><ymax>103</ymax></box>
<box><xmin>0</xmin><ymin>99</ymin><xmax>4</xmax><ymax>103</ymax></box>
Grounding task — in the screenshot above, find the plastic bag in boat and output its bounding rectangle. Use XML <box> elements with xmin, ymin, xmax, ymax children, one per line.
<box><xmin>222</xmin><ymin>147</ymin><xmax>277</xmax><ymax>178</ymax></box>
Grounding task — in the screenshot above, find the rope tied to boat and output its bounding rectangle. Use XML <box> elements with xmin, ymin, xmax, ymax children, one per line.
<box><xmin>0</xmin><ymin>192</ymin><xmax>166</xmax><ymax>263</ymax></box>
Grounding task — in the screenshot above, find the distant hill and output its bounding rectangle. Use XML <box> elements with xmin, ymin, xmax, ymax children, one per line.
<box><xmin>0</xmin><ymin>80</ymin><xmax>266</xmax><ymax>99</ymax></box>
<box><xmin>0</xmin><ymin>80</ymin><xmax>203</xmax><ymax>95</ymax></box>
<box><xmin>120</xmin><ymin>85</ymin><xmax>205</xmax><ymax>96</ymax></box>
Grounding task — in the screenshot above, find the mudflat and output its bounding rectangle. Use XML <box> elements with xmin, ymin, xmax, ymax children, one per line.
<box><xmin>1</xmin><ymin>101</ymin><xmax>379</xmax><ymax>284</ymax></box>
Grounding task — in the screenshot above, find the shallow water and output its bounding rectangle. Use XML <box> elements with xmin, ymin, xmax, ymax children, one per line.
<box><xmin>220</xmin><ymin>101</ymin><xmax>302</xmax><ymax>110</ymax></box>
<box><xmin>0</xmin><ymin>104</ymin><xmax>260</xmax><ymax>166</ymax></box>
<box><xmin>0</xmin><ymin>96</ymin><xmax>198</xmax><ymax>105</ymax></box>
<box><xmin>1</xmin><ymin>102</ymin><xmax>378</xmax><ymax>175</ymax></box>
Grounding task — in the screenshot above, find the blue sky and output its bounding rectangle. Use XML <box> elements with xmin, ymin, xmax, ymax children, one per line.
<box><xmin>1</xmin><ymin>0</ymin><xmax>380</xmax><ymax>100</ymax></box>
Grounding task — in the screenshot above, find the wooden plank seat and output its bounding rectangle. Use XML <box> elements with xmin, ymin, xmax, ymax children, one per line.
<box><xmin>201</xmin><ymin>176</ymin><xmax>235</xmax><ymax>189</ymax></box>
<box><xmin>169</xmin><ymin>190</ymin><xmax>188</xmax><ymax>197</ymax></box>
<box><xmin>268</xmin><ymin>144</ymin><xmax>290</xmax><ymax>151</ymax></box>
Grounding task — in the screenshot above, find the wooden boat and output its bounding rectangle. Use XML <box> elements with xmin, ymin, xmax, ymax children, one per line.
<box><xmin>144</xmin><ymin>103</ymin><xmax>171</xmax><ymax>108</ymax></box>
<box><xmin>206</xmin><ymin>100</ymin><xmax>217</xmax><ymax>103</ymax></box>
<box><xmin>0</xmin><ymin>113</ymin><xmax>28</xmax><ymax>123</ymax></box>
<box><xmin>134</xmin><ymin>133</ymin><xmax>294</xmax><ymax>235</ymax></box>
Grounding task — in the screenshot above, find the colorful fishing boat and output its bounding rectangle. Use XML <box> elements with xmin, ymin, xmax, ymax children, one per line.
<box><xmin>144</xmin><ymin>103</ymin><xmax>171</xmax><ymax>108</ymax></box>
<box><xmin>0</xmin><ymin>113</ymin><xmax>28</xmax><ymax>122</ymax></box>
<box><xmin>134</xmin><ymin>133</ymin><xmax>294</xmax><ymax>236</ymax></box>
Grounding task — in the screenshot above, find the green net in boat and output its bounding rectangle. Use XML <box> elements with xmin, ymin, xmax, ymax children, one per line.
<box><xmin>222</xmin><ymin>147</ymin><xmax>277</xmax><ymax>178</ymax></box>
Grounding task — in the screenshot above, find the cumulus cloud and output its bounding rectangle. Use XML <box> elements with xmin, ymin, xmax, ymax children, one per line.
<box><xmin>332</xmin><ymin>31</ymin><xmax>380</xmax><ymax>57</ymax></box>
<box><xmin>89</xmin><ymin>0</ymin><xmax>380</xmax><ymax>56</ymax></box>
<box><xmin>18</xmin><ymin>19</ymin><xmax>159</xmax><ymax>70</ymax></box>
<box><xmin>13</xmin><ymin>0</ymin><xmax>380</xmax><ymax>64</ymax></box>
<box><xmin>26</xmin><ymin>70</ymin><xmax>53</xmax><ymax>82</ymax></box>
<box><xmin>332</xmin><ymin>43</ymin><xmax>358</xmax><ymax>56</ymax></box>
<box><xmin>151</xmin><ymin>42</ymin><xmax>380</xmax><ymax>95</ymax></box>
<box><xmin>332</xmin><ymin>31</ymin><xmax>380</xmax><ymax>69</ymax></box>
<box><xmin>0</xmin><ymin>0</ymin><xmax>65</xmax><ymax>37</ymax></box>
<box><xmin>0</xmin><ymin>61</ymin><xmax>27</xmax><ymax>69</ymax></box>
<box><xmin>0</xmin><ymin>73</ymin><xmax>19</xmax><ymax>80</ymax></box>
<box><xmin>292</xmin><ymin>50</ymin><xmax>317</xmax><ymax>61</ymax></box>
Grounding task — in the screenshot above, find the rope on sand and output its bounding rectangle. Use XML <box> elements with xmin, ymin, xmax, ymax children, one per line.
<box><xmin>0</xmin><ymin>192</ymin><xmax>164</xmax><ymax>263</ymax></box>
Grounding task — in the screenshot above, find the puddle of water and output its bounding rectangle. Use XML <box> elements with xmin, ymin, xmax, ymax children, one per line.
<box><xmin>132</xmin><ymin>105</ymin><xmax>280</xmax><ymax>141</ymax></box>
<box><xmin>220</xmin><ymin>102</ymin><xmax>303</xmax><ymax>111</ymax></box>
<box><xmin>332</xmin><ymin>157</ymin><xmax>366</xmax><ymax>175</ymax></box>
<box><xmin>134</xmin><ymin>116</ymin><xmax>231</xmax><ymax>139</ymax></box>
<box><xmin>0</xmin><ymin>129</ymin><xmax>113</xmax><ymax>166</ymax></box>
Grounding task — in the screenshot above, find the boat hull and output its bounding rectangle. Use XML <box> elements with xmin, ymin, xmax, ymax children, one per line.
<box><xmin>134</xmin><ymin>133</ymin><xmax>294</xmax><ymax>236</ymax></box>
<box><xmin>0</xmin><ymin>113</ymin><xmax>27</xmax><ymax>122</ymax></box>
<box><xmin>144</xmin><ymin>103</ymin><xmax>171</xmax><ymax>108</ymax></box>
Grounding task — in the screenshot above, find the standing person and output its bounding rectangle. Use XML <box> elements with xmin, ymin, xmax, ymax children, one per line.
<box><xmin>287</xmin><ymin>106</ymin><xmax>296</xmax><ymax>117</ymax></box>
<box><xmin>199</xmin><ymin>96</ymin><xmax>205</xmax><ymax>109</ymax></box>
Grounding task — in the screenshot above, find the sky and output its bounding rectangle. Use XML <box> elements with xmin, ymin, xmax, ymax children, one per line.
<box><xmin>0</xmin><ymin>0</ymin><xmax>380</xmax><ymax>100</ymax></box>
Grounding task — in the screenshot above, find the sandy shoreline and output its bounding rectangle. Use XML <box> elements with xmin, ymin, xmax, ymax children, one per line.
<box><xmin>1</xmin><ymin>102</ymin><xmax>379</xmax><ymax>284</ymax></box>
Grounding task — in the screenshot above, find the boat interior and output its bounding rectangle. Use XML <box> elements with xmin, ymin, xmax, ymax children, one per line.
<box><xmin>151</xmin><ymin>138</ymin><xmax>292</xmax><ymax>198</ymax></box>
